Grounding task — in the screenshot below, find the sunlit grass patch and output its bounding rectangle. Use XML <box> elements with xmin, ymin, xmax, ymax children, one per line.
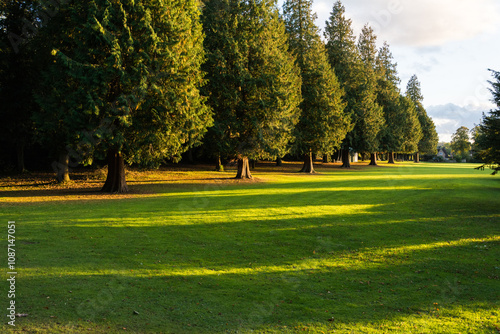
<box><xmin>0</xmin><ymin>162</ymin><xmax>499</xmax><ymax>333</ymax></box>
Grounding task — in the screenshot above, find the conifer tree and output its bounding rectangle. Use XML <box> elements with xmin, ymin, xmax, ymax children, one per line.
<box><xmin>406</xmin><ymin>75</ymin><xmax>438</xmax><ymax>162</ymax></box>
<box><xmin>202</xmin><ymin>0</ymin><xmax>302</xmax><ymax>178</ymax></box>
<box><xmin>283</xmin><ymin>0</ymin><xmax>349</xmax><ymax>173</ymax></box>
<box><xmin>0</xmin><ymin>1</ymin><xmax>40</xmax><ymax>172</ymax></box>
<box><xmin>36</xmin><ymin>0</ymin><xmax>213</xmax><ymax>192</ymax></box>
<box><xmin>325</xmin><ymin>1</ymin><xmax>383</xmax><ymax>168</ymax></box>
<box><xmin>356</xmin><ymin>24</ymin><xmax>384</xmax><ymax>166</ymax></box>
<box><xmin>476</xmin><ymin>70</ymin><xmax>500</xmax><ymax>174</ymax></box>
<box><xmin>375</xmin><ymin>42</ymin><xmax>421</xmax><ymax>163</ymax></box>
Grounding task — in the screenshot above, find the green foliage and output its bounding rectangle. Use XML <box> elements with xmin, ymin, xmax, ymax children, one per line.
<box><xmin>202</xmin><ymin>0</ymin><xmax>302</xmax><ymax>161</ymax></box>
<box><xmin>0</xmin><ymin>1</ymin><xmax>41</xmax><ymax>170</ymax></box>
<box><xmin>406</xmin><ymin>75</ymin><xmax>438</xmax><ymax>155</ymax></box>
<box><xmin>324</xmin><ymin>2</ymin><xmax>383</xmax><ymax>154</ymax></box>
<box><xmin>354</xmin><ymin>24</ymin><xmax>384</xmax><ymax>154</ymax></box>
<box><xmin>36</xmin><ymin>0</ymin><xmax>212</xmax><ymax>167</ymax></box>
<box><xmin>451</xmin><ymin>126</ymin><xmax>472</xmax><ymax>160</ymax></box>
<box><xmin>476</xmin><ymin>69</ymin><xmax>500</xmax><ymax>174</ymax></box>
<box><xmin>399</xmin><ymin>95</ymin><xmax>423</xmax><ymax>153</ymax></box>
<box><xmin>283</xmin><ymin>0</ymin><xmax>349</xmax><ymax>156</ymax></box>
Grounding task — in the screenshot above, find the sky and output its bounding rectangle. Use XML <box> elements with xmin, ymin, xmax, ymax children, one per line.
<box><xmin>278</xmin><ymin>0</ymin><xmax>500</xmax><ymax>142</ymax></box>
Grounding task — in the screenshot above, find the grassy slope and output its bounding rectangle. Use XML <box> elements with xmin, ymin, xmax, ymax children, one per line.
<box><xmin>0</xmin><ymin>162</ymin><xmax>499</xmax><ymax>333</ymax></box>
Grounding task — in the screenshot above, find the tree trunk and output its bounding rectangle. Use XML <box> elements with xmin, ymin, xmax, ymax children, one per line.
<box><xmin>276</xmin><ymin>156</ymin><xmax>282</xmax><ymax>167</ymax></box>
<box><xmin>235</xmin><ymin>156</ymin><xmax>252</xmax><ymax>179</ymax></box>
<box><xmin>54</xmin><ymin>152</ymin><xmax>70</xmax><ymax>183</ymax></box>
<box><xmin>101</xmin><ymin>149</ymin><xmax>129</xmax><ymax>193</ymax></box>
<box><xmin>414</xmin><ymin>152</ymin><xmax>420</xmax><ymax>163</ymax></box>
<box><xmin>388</xmin><ymin>151</ymin><xmax>395</xmax><ymax>164</ymax></box>
<box><xmin>341</xmin><ymin>149</ymin><xmax>351</xmax><ymax>168</ymax></box>
<box><xmin>187</xmin><ymin>149</ymin><xmax>194</xmax><ymax>164</ymax></box>
<box><xmin>215</xmin><ymin>154</ymin><xmax>224</xmax><ymax>171</ymax></box>
<box><xmin>323</xmin><ymin>154</ymin><xmax>329</xmax><ymax>163</ymax></box>
<box><xmin>299</xmin><ymin>151</ymin><xmax>315</xmax><ymax>173</ymax></box>
<box><xmin>369</xmin><ymin>153</ymin><xmax>378</xmax><ymax>166</ymax></box>
<box><xmin>16</xmin><ymin>142</ymin><xmax>25</xmax><ymax>173</ymax></box>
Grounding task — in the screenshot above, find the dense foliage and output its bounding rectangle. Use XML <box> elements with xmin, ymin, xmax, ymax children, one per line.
<box><xmin>476</xmin><ymin>70</ymin><xmax>500</xmax><ymax>174</ymax></box>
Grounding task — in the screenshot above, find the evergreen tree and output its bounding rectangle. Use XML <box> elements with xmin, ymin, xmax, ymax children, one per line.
<box><xmin>0</xmin><ymin>1</ymin><xmax>40</xmax><ymax>172</ymax></box>
<box><xmin>356</xmin><ymin>24</ymin><xmax>384</xmax><ymax>166</ymax></box>
<box><xmin>283</xmin><ymin>0</ymin><xmax>349</xmax><ymax>173</ymax></box>
<box><xmin>406</xmin><ymin>75</ymin><xmax>438</xmax><ymax>162</ymax></box>
<box><xmin>202</xmin><ymin>0</ymin><xmax>302</xmax><ymax>178</ymax></box>
<box><xmin>476</xmin><ymin>70</ymin><xmax>500</xmax><ymax>174</ymax></box>
<box><xmin>36</xmin><ymin>0</ymin><xmax>213</xmax><ymax>192</ymax></box>
<box><xmin>325</xmin><ymin>1</ymin><xmax>384</xmax><ymax>168</ymax></box>
<box><xmin>375</xmin><ymin>42</ymin><xmax>402</xmax><ymax>163</ymax></box>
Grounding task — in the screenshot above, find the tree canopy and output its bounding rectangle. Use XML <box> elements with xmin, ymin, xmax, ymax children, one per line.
<box><xmin>35</xmin><ymin>0</ymin><xmax>213</xmax><ymax>192</ymax></box>
<box><xmin>476</xmin><ymin>69</ymin><xmax>500</xmax><ymax>174</ymax></box>
<box><xmin>283</xmin><ymin>0</ymin><xmax>349</xmax><ymax>173</ymax></box>
<box><xmin>202</xmin><ymin>0</ymin><xmax>302</xmax><ymax>178</ymax></box>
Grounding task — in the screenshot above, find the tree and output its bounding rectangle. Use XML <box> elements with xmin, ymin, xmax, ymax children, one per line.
<box><xmin>450</xmin><ymin>126</ymin><xmax>471</xmax><ymax>160</ymax></box>
<box><xmin>0</xmin><ymin>1</ymin><xmax>40</xmax><ymax>172</ymax></box>
<box><xmin>406</xmin><ymin>75</ymin><xmax>438</xmax><ymax>162</ymax></box>
<box><xmin>476</xmin><ymin>69</ymin><xmax>500</xmax><ymax>174</ymax></box>
<box><xmin>356</xmin><ymin>24</ymin><xmax>384</xmax><ymax>166</ymax></box>
<box><xmin>375</xmin><ymin>42</ymin><xmax>411</xmax><ymax>164</ymax></box>
<box><xmin>283</xmin><ymin>0</ymin><xmax>349</xmax><ymax>173</ymax></box>
<box><xmin>36</xmin><ymin>0</ymin><xmax>213</xmax><ymax>192</ymax></box>
<box><xmin>324</xmin><ymin>1</ymin><xmax>383</xmax><ymax>168</ymax></box>
<box><xmin>202</xmin><ymin>0</ymin><xmax>302</xmax><ymax>178</ymax></box>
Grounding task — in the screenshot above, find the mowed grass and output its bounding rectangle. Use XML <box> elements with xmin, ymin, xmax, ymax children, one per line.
<box><xmin>0</xmin><ymin>162</ymin><xmax>499</xmax><ymax>333</ymax></box>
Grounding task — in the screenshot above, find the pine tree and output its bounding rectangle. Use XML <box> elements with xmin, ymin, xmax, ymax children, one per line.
<box><xmin>283</xmin><ymin>0</ymin><xmax>349</xmax><ymax>173</ymax></box>
<box><xmin>406</xmin><ymin>75</ymin><xmax>438</xmax><ymax>162</ymax></box>
<box><xmin>36</xmin><ymin>0</ymin><xmax>213</xmax><ymax>192</ymax></box>
<box><xmin>202</xmin><ymin>0</ymin><xmax>302</xmax><ymax>178</ymax></box>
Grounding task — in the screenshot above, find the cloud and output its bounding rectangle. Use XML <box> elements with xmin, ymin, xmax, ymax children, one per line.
<box><xmin>315</xmin><ymin>0</ymin><xmax>500</xmax><ymax>47</ymax></box>
<box><xmin>426</xmin><ymin>103</ymin><xmax>488</xmax><ymax>142</ymax></box>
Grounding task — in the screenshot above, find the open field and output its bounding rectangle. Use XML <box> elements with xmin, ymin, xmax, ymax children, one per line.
<box><xmin>1</xmin><ymin>162</ymin><xmax>499</xmax><ymax>333</ymax></box>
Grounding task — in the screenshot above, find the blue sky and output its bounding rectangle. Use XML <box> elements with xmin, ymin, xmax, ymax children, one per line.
<box><xmin>278</xmin><ymin>0</ymin><xmax>500</xmax><ymax>141</ymax></box>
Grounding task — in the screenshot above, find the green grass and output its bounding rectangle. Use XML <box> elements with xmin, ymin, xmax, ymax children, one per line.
<box><xmin>1</xmin><ymin>162</ymin><xmax>499</xmax><ymax>333</ymax></box>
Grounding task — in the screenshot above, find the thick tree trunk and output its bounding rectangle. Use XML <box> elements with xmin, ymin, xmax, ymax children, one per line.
<box><xmin>299</xmin><ymin>151</ymin><xmax>315</xmax><ymax>173</ymax></box>
<box><xmin>414</xmin><ymin>152</ymin><xmax>420</xmax><ymax>163</ymax></box>
<box><xmin>276</xmin><ymin>156</ymin><xmax>282</xmax><ymax>167</ymax></box>
<box><xmin>323</xmin><ymin>154</ymin><xmax>329</xmax><ymax>163</ymax></box>
<box><xmin>235</xmin><ymin>156</ymin><xmax>252</xmax><ymax>179</ymax></box>
<box><xmin>341</xmin><ymin>149</ymin><xmax>351</xmax><ymax>168</ymax></box>
<box><xmin>215</xmin><ymin>154</ymin><xmax>224</xmax><ymax>171</ymax></box>
<box><xmin>369</xmin><ymin>153</ymin><xmax>378</xmax><ymax>166</ymax></box>
<box><xmin>54</xmin><ymin>153</ymin><xmax>70</xmax><ymax>183</ymax></box>
<box><xmin>16</xmin><ymin>142</ymin><xmax>25</xmax><ymax>173</ymax></box>
<box><xmin>101</xmin><ymin>149</ymin><xmax>129</xmax><ymax>193</ymax></box>
<box><xmin>388</xmin><ymin>151</ymin><xmax>395</xmax><ymax>164</ymax></box>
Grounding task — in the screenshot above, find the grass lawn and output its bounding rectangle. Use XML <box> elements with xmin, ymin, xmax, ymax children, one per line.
<box><xmin>0</xmin><ymin>162</ymin><xmax>499</xmax><ymax>333</ymax></box>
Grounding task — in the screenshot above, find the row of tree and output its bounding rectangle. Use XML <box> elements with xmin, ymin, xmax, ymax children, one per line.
<box><xmin>0</xmin><ymin>0</ymin><xmax>439</xmax><ymax>192</ymax></box>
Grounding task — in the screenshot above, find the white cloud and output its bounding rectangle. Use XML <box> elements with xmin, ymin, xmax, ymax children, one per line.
<box><xmin>338</xmin><ymin>0</ymin><xmax>500</xmax><ymax>47</ymax></box>
<box><xmin>426</xmin><ymin>103</ymin><xmax>488</xmax><ymax>142</ymax></box>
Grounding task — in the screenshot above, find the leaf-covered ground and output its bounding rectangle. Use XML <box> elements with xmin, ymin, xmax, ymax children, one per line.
<box><xmin>1</xmin><ymin>162</ymin><xmax>499</xmax><ymax>333</ymax></box>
